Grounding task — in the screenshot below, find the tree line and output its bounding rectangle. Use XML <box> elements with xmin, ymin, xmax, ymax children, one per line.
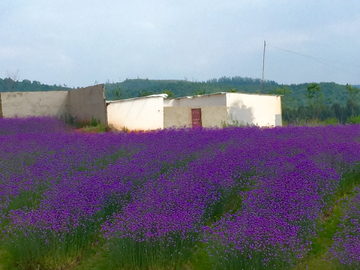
<box><xmin>105</xmin><ymin>77</ymin><xmax>351</xmax><ymax>108</ymax></box>
<box><xmin>0</xmin><ymin>78</ymin><xmax>70</xmax><ymax>92</ymax></box>
<box><xmin>274</xmin><ymin>83</ymin><xmax>360</xmax><ymax>125</ymax></box>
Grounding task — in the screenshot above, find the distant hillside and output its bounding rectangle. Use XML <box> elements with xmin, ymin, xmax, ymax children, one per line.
<box><xmin>105</xmin><ymin>79</ymin><xmax>269</xmax><ymax>99</ymax></box>
<box><xmin>0</xmin><ymin>76</ymin><xmax>354</xmax><ymax>109</ymax></box>
<box><xmin>105</xmin><ymin>77</ymin><xmax>273</xmax><ymax>101</ymax></box>
<box><xmin>105</xmin><ymin>77</ymin><xmax>351</xmax><ymax>109</ymax></box>
<box><xmin>0</xmin><ymin>78</ymin><xmax>70</xmax><ymax>92</ymax></box>
<box><xmin>282</xmin><ymin>82</ymin><xmax>349</xmax><ymax>108</ymax></box>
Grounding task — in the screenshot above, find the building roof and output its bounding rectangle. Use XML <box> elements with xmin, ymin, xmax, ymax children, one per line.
<box><xmin>106</xmin><ymin>93</ymin><xmax>168</xmax><ymax>104</ymax></box>
<box><xmin>106</xmin><ymin>91</ymin><xmax>282</xmax><ymax>104</ymax></box>
<box><xmin>172</xmin><ymin>91</ymin><xmax>282</xmax><ymax>100</ymax></box>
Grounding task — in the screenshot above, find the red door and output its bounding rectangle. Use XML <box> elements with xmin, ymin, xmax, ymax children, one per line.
<box><xmin>191</xmin><ymin>108</ymin><xmax>202</xmax><ymax>128</ymax></box>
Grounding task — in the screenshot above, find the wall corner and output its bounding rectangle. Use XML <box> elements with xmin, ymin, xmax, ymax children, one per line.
<box><xmin>101</xmin><ymin>84</ymin><xmax>108</xmax><ymax>126</ymax></box>
<box><xmin>0</xmin><ymin>93</ymin><xmax>2</xmax><ymax>118</ymax></box>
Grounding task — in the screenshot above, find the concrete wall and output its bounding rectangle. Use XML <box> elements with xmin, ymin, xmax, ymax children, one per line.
<box><xmin>0</xmin><ymin>94</ymin><xmax>2</xmax><ymax>117</ymax></box>
<box><xmin>226</xmin><ymin>93</ymin><xmax>282</xmax><ymax>127</ymax></box>
<box><xmin>69</xmin><ymin>84</ymin><xmax>107</xmax><ymax>125</ymax></box>
<box><xmin>107</xmin><ymin>96</ymin><xmax>164</xmax><ymax>131</ymax></box>
<box><xmin>0</xmin><ymin>91</ymin><xmax>69</xmax><ymax>118</ymax></box>
<box><xmin>0</xmin><ymin>85</ymin><xmax>108</xmax><ymax>125</ymax></box>
<box><xmin>164</xmin><ymin>107</ymin><xmax>192</xmax><ymax>128</ymax></box>
<box><xmin>201</xmin><ymin>106</ymin><xmax>228</xmax><ymax>127</ymax></box>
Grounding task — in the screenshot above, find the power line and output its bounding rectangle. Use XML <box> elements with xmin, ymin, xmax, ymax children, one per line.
<box><xmin>267</xmin><ymin>44</ymin><xmax>360</xmax><ymax>78</ymax></box>
<box><xmin>268</xmin><ymin>44</ymin><xmax>360</xmax><ymax>68</ymax></box>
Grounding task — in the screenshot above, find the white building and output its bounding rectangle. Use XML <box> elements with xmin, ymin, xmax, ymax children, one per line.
<box><xmin>106</xmin><ymin>92</ymin><xmax>282</xmax><ymax>131</ymax></box>
<box><xmin>107</xmin><ymin>94</ymin><xmax>166</xmax><ymax>131</ymax></box>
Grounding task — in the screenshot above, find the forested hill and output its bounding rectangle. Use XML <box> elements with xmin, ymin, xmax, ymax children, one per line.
<box><xmin>105</xmin><ymin>77</ymin><xmax>275</xmax><ymax>101</ymax></box>
<box><xmin>0</xmin><ymin>76</ymin><xmax>356</xmax><ymax>109</ymax></box>
<box><xmin>0</xmin><ymin>78</ymin><xmax>70</xmax><ymax>92</ymax></box>
<box><xmin>105</xmin><ymin>77</ymin><xmax>352</xmax><ymax>109</ymax></box>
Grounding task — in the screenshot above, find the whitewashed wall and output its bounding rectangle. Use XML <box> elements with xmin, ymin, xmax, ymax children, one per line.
<box><xmin>107</xmin><ymin>96</ymin><xmax>164</xmax><ymax>131</ymax></box>
<box><xmin>164</xmin><ymin>93</ymin><xmax>281</xmax><ymax>128</ymax></box>
<box><xmin>226</xmin><ymin>93</ymin><xmax>282</xmax><ymax>127</ymax></box>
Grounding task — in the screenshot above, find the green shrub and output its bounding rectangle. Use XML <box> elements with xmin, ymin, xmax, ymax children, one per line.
<box><xmin>90</xmin><ymin>117</ymin><xmax>100</xmax><ymax>127</ymax></box>
<box><xmin>60</xmin><ymin>114</ymin><xmax>77</xmax><ymax>126</ymax></box>
<box><xmin>346</xmin><ymin>115</ymin><xmax>360</xmax><ymax>124</ymax></box>
<box><xmin>323</xmin><ymin>117</ymin><xmax>339</xmax><ymax>125</ymax></box>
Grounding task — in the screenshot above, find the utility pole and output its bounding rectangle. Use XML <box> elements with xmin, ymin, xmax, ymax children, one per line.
<box><xmin>261</xmin><ymin>40</ymin><xmax>266</xmax><ymax>93</ymax></box>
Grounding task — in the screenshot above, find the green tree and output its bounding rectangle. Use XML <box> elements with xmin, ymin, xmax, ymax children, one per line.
<box><xmin>345</xmin><ymin>84</ymin><xmax>360</xmax><ymax>117</ymax></box>
<box><xmin>346</xmin><ymin>84</ymin><xmax>360</xmax><ymax>117</ymax></box>
<box><xmin>268</xmin><ymin>86</ymin><xmax>295</xmax><ymax>108</ymax></box>
<box><xmin>138</xmin><ymin>91</ymin><xmax>154</xmax><ymax>97</ymax></box>
<box><xmin>228</xmin><ymin>87</ymin><xmax>237</xmax><ymax>93</ymax></box>
<box><xmin>306</xmin><ymin>83</ymin><xmax>325</xmax><ymax>119</ymax></box>
<box><xmin>4</xmin><ymin>78</ymin><xmax>16</xmax><ymax>92</ymax></box>
<box><xmin>306</xmin><ymin>83</ymin><xmax>323</xmax><ymax>105</ymax></box>
<box><xmin>194</xmin><ymin>89</ymin><xmax>206</xmax><ymax>95</ymax></box>
<box><xmin>162</xmin><ymin>89</ymin><xmax>174</xmax><ymax>98</ymax></box>
<box><xmin>332</xmin><ymin>102</ymin><xmax>347</xmax><ymax>124</ymax></box>
<box><xmin>112</xmin><ymin>86</ymin><xmax>122</xmax><ymax>100</ymax></box>
<box><xmin>346</xmin><ymin>84</ymin><xmax>360</xmax><ymax>101</ymax></box>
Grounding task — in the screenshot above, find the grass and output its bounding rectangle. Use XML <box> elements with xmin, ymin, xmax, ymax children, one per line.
<box><xmin>293</xmin><ymin>166</ymin><xmax>360</xmax><ymax>270</ymax></box>
<box><xmin>282</xmin><ymin>117</ymin><xmax>342</xmax><ymax>127</ymax></box>
<box><xmin>60</xmin><ymin>114</ymin><xmax>108</xmax><ymax>133</ymax></box>
<box><xmin>0</xmin><ymin>248</ymin><xmax>12</xmax><ymax>270</ymax></box>
<box><xmin>76</xmin><ymin>124</ymin><xmax>107</xmax><ymax>133</ymax></box>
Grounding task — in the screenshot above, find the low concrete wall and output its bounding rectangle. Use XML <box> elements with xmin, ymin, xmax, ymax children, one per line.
<box><xmin>0</xmin><ymin>91</ymin><xmax>69</xmax><ymax>118</ymax></box>
<box><xmin>69</xmin><ymin>84</ymin><xmax>107</xmax><ymax>125</ymax></box>
<box><xmin>107</xmin><ymin>96</ymin><xmax>164</xmax><ymax>131</ymax></box>
<box><xmin>0</xmin><ymin>85</ymin><xmax>108</xmax><ymax>125</ymax></box>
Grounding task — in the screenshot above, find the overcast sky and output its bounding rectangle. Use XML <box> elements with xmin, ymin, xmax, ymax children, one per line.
<box><xmin>1</xmin><ymin>0</ymin><xmax>360</xmax><ymax>87</ymax></box>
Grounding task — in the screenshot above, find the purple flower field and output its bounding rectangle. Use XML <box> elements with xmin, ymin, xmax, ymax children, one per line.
<box><xmin>1</xmin><ymin>117</ymin><xmax>360</xmax><ymax>269</ymax></box>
